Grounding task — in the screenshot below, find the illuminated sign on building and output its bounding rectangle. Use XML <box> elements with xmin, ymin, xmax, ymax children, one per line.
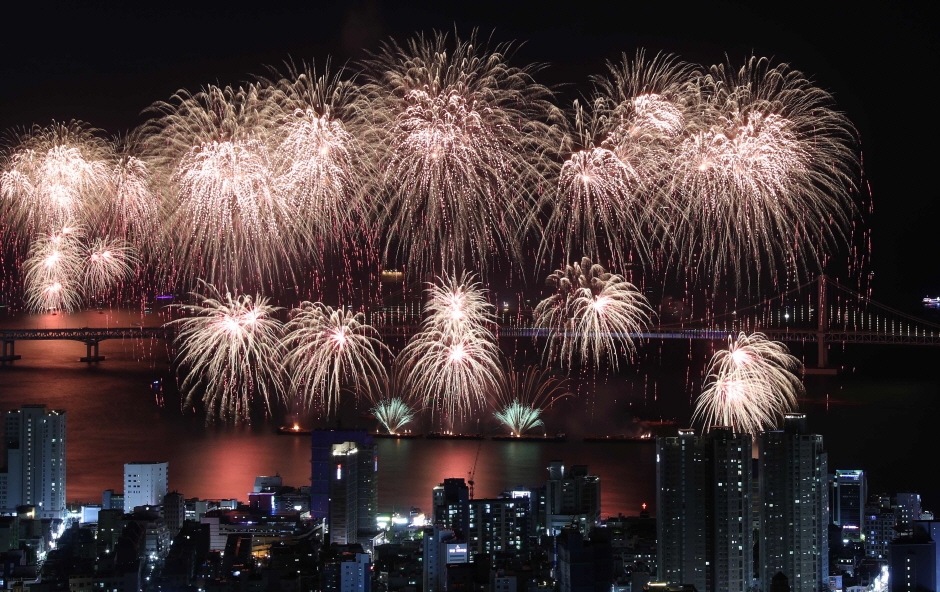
<box><xmin>446</xmin><ymin>543</ymin><xmax>468</xmax><ymax>564</ymax></box>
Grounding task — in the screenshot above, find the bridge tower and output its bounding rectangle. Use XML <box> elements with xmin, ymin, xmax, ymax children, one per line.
<box><xmin>1</xmin><ymin>338</ymin><xmax>21</xmax><ymax>362</ymax></box>
<box><xmin>80</xmin><ymin>339</ymin><xmax>105</xmax><ymax>363</ymax></box>
<box><xmin>809</xmin><ymin>275</ymin><xmax>838</xmax><ymax>375</ymax></box>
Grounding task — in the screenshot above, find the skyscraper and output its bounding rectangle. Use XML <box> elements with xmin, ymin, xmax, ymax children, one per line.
<box><xmin>657</xmin><ymin>429</ymin><xmax>707</xmax><ymax>591</ymax></box>
<box><xmin>124</xmin><ymin>461</ymin><xmax>168</xmax><ymax>512</ymax></box>
<box><xmin>759</xmin><ymin>413</ymin><xmax>828</xmax><ymax>592</ymax></box>
<box><xmin>830</xmin><ymin>469</ymin><xmax>866</xmax><ymax>542</ymax></box>
<box><xmin>311</xmin><ymin>430</ymin><xmax>377</xmax><ymax>546</ymax></box>
<box><xmin>0</xmin><ymin>405</ymin><xmax>67</xmax><ymax>519</ymax></box>
<box><xmin>656</xmin><ymin>427</ymin><xmax>752</xmax><ymax>592</ymax></box>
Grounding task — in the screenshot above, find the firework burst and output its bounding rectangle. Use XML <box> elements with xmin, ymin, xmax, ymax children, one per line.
<box><xmin>363</xmin><ymin>31</ymin><xmax>559</xmax><ymax>276</ymax></box>
<box><xmin>264</xmin><ymin>62</ymin><xmax>376</xmax><ymax>254</ymax></box>
<box><xmin>423</xmin><ymin>271</ymin><xmax>492</xmax><ymax>334</ymax></box>
<box><xmin>543</xmin><ymin>52</ymin><xmax>696</xmax><ymax>269</ymax></box>
<box><xmin>398</xmin><ymin>328</ymin><xmax>504</xmax><ymax>423</ymax></box>
<box><xmin>171</xmin><ymin>282</ymin><xmax>285</xmax><ymax>423</ymax></box>
<box><xmin>22</xmin><ymin>226</ymin><xmax>85</xmax><ymax>312</ymax></box>
<box><xmin>98</xmin><ymin>134</ymin><xmax>159</xmax><ymax>254</ymax></box>
<box><xmin>281</xmin><ymin>302</ymin><xmax>388</xmax><ymax>417</ymax></box>
<box><xmin>398</xmin><ymin>273</ymin><xmax>503</xmax><ymax>422</ymax></box>
<box><xmin>371</xmin><ymin>397</ymin><xmax>418</xmax><ymax>435</ymax></box>
<box><xmin>493</xmin><ymin>366</ymin><xmax>570</xmax><ymax>436</ymax></box>
<box><xmin>1</xmin><ymin>122</ymin><xmax>111</xmax><ymax>241</ymax></box>
<box><xmin>84</xmin><ymin>237</ymin><xmax>138</xmax><ymax>299</ymax></box>
<box><xmin>535</xmin><ymin>257</ymin><xmax>653</xmax><ymax>370</ymax></box>
<box><xmin>692</xmin><ymin>332</ymin><xmax>802</xmax><ymax>434</ymax></box>
<box><xmin>144</xmin><ymin>84</ymin><xmax>296</xmax><ymax>290</ymax></box>
<box><xmin>667</xmin><ymin>56</ymin><xmax>858</xmax><ymax>285</ymax></box>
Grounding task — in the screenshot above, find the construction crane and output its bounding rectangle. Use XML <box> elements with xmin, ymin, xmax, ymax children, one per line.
<box><xmin>468</xmin><ymin>437</ymin><xmax>484</xmax><ymax>499</ymax></box>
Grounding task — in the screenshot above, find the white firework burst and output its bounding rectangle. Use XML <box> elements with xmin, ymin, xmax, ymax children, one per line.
<box><xmin>281</xmin><ymin>302</ymin><xmax>389</xmax><ymax>417</ymax></box>
<box><xmin>692</xmin><ymin>332</ymin><xmax>803</xmax><ymax>434</ymax></box>
<box><xmin>534</xmin><ymin>257</ymin><xmax>653</xmax><ymax>370</ymax></box>
<box><xmin>171</xmin><ymin>282</ymin><xmax>286</xmax><ymax>423</ymax></box>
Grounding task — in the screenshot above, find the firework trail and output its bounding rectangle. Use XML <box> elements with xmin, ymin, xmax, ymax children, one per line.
<box><xmin>692</xmin><ymin>332</ymin><xmax>802</xmax><ymax>434</ymax></box>
<box><xmin>144</xmin><ymin>84</ymin><xmax>295</xmax><ymax>290</ymax></box>
<box><xmin>170</xmin><ymin>282</ymin><xmax>285</xmax><ymax>423</ymax></box>
<box><xmin>22</xmin><ymin>226</ymin><xmax>84</xmax><ymax>312</ymax></box>
<box><xmin>281</xmin><ymin>301</ymin><xmax>388</xmax><ymax>417</ymax></box>
<box><xmin>1</xmin><ymin>122</ymin><xmax>111</xmax><ymax>242</ymax></box>
<box><xmin>534</xmin><ymin>257</ymin><xmax>653</xmax><ymax>370</ymax></box>
<box><xmin>667</xmin><ymin>56</ymin><xmax>858</xmax><ymax>285</ymax></box>
<box><xmin>493</xmin><ymin>366</ymin><xmax>570</xmax><ymax>435</ymax></box>
<box><xmin>84</xmin><ymin>237</ymin><xmax>138</xmax><ymax>299</ymax></box>
<box><xmin>398</xmin><ymin>273</ymin><xmax>503</xmax><ymax>423</ymax></box>
<box><xmin>363</xmin><ymin>31</ymin><xmax>560</xmax><ymax>277</ymax></box>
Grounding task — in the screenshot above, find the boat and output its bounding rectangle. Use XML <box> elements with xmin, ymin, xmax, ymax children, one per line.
<box><xmin>923</xmin><ymin>297</ymin><xmax>940</xmax><ymax>307</ymax></box>
<box><xmin>583</xmin><ymin>434</ymin><xmax>655</xmax><ymax>443</ymax></box>
<box><xmin>277</xmin><ymin>424</ymin><xmax>312</xmax><ymax>435</ymax></box>
<box><xmin>426</xmin><ymin>432</ymin><xmax>485</xmax><ymax>440</ymax></box>
<box><xmin>370</xmin><ymin>431</ymin><xmax>423</xmax><ymax>439</ymax></box>
<box><xmin>491</xmin><ymin>433</ymin><xmax>566</xmax><ymax>442</ymax></box>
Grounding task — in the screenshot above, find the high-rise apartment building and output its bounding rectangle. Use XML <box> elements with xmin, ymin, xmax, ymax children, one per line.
<box><xmin>543</xmin><ymin>462</ymin><xmax>600</xmax><ymax>535</ymax></box>
<box><xmin>656</xmin><ymin>427</ymin><xmax>752</xmax><ymax>592</ymax></box>
<box><xmin>468</xmin><ymin>490</ymin><xmax>533</xmax><ymax>556</ymax></box>
<box><xmin>311</xmin><ymin>430</ymin><xmax>377</xmax><ymax>547</ymax></box>
<box><xmin>759</xmin><ymin>413</ymin><xmax>828</xmax><ymax>592</ymax></box>
<box><xmin>657</xmin><ymin>429</ymin><xmax>707</xmax><ymax>591</ymax></box>
<box><xmin>433</xmin><ymin>478</ymin><xmax>470</xmax><ymax>536</ymax></box>
<box><xmin>0</xmin><ymin>405</ymin><xmax>67</xmax><ymax>519</ymax></box>
<box><xmin>124</xmin><ymin>462</ymin><xmax>168</xmax><ymax>512</ymax></box>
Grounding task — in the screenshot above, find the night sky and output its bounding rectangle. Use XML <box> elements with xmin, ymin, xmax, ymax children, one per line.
<box><xmin>0</xmin><ymin>1</ymin><xmax>934</xmax><ymax>301</ymax></box>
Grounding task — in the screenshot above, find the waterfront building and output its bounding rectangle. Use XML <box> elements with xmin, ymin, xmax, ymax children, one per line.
<box><xmin>759</xmin><ymin>413</ymin><xmax>829</xmax><ymax>592</ymax></box>
<box><xmin>656</xmin><ymin>427</ymin><xmax>752</xmax><ymax>592</ymax></box>
<box><xmin>656</xmin><ymin>429</ymin><xmax>706</xmax><ymax>591</ymax></box>
<box><xmin>123</xmin><ymin>461</ymin><xmax>168</xmax><ymax>512</ymax></box>
<box><xmin>0</xmin><ymin>404</ymin><xmax>67</xmax><ymax>519</ymax></box>
<box><xmin>311</xmin><ymin>430</ymin><xmax>378</xmax><ymax>547</ymax></box>
<box><xmin>543</xmin><ymin>462</ymin><xmax>600</xmax><ymax>535</ymax></box>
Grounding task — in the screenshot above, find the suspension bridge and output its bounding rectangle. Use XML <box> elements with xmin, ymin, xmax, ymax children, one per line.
<box><xmin>2</xmin><ymin>277</ymin><xmax>939</xmax><ymax>367</ymax></box>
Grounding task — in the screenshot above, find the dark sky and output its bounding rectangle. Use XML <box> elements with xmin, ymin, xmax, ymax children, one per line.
<box><xmin>1</xmin><ymin>0</ymin><xmax>935</xmax><ymax>305</ymax></box>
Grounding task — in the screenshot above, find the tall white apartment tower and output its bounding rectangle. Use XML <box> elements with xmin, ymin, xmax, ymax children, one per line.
<box><xmin>0</xmin><ymin>405</ymin><xmax>67</xmax><ymax>519</ymax></box>
<box><xmin>124</xmin><ymin>461</ymin><xmax>168</xmax><ymax>512</ymax></box>
<box><xmin>759</xmin><ymin>413</ymin><xmax>829</xmax><ymax>592</ymax></box>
